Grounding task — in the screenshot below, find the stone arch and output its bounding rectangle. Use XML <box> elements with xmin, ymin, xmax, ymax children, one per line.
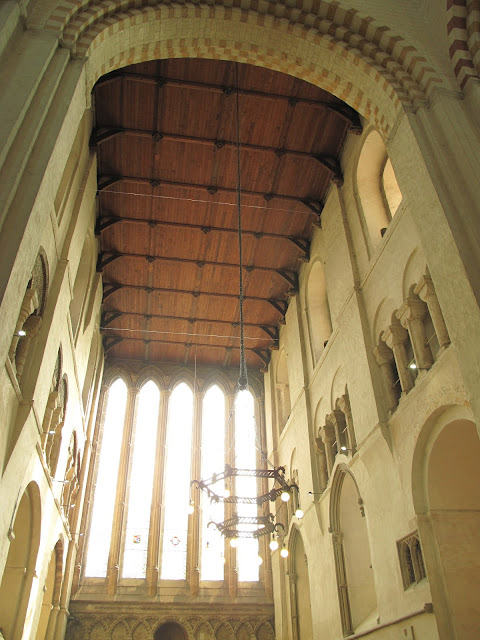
<box><xmin>70</xmin><ymin>229</ymin><xmax>95</xmax><ymax>339</ymax></box>
<box><xmin>305</xmin><ymin>259</ymin><xmax>332</xmax><ymax>364</ymax></box>
<box><xmin>202</xmin><ymin>370</ymin><xmax>236</xmax><ymax>398</ymax></box>
<box><xmin>233</xmin><ymin>621</ymin><xmax>254</xmax><ymax>640</ymax></box>
<box><xmin>215</xmin><ymin>621</ymin><xmax>234</xmax><ymax>640</ymax></box>
<box><xmin>102</xmin><ymin>363</ymin><xmax>134</xmax><ymax>388</ymax></box>
<box><xmin>401</xmin><ymin>247</ymin><xmax>427</xmax><ymax>301</ymax></box>
<box><xmin>168</xmin><ymin>369</ymin><xmax>195</xmax><ymax>393</ymax></box>
<box><xmin>330</xmin><ymin>466</ymin><xmax>377</xmax><ymax>636</ymax></box>
<box><xmin>36</xmin><ymin>0</ymin><xmax>445</xmax><ymax>125</ymax></box>
<box><xmin>154</xmin><ymin>621</ymin><xmax>189</xmax><ymax>640</ymax></box>
<box><xmin>35</xmin><ymin>538</ymin><xmax>64</xmax><ymax>640</ymax></box>
<box><xmin>254</xmin><ymin>621</ymin><xmax>274</xmax><ymax>640</ymax></box>
<box><xmin>356</xmin><ymin>127</ymin><xmax>402</xmax><ymax>253</ymax></box>
<box><xmin>132</xmin><ymin>621</ymin><xmax>150</xmax><ymax>640</ymax></box>
<box><xmin>111</xmin><ymin>619</ymin><xmax>131</xmax><ymax>640</ymax></box>
<box><xmin>446</xmin><ymin>0</ymin><xmax>480</xmax><ymax>89</ymax></box>
<box><xmin>0</xmin><ymin>481</ymin><xmax>42</xmax><ymax>640</ymax></box>
<box><xmin>287</xmin><ymin>526</ymin><xmax>313</xmax><ymax>640</ymax></box>
<box><xmin>412</xmin><ymin>404</ymin><xmax>480</xmax><ymax>639</ymax></box>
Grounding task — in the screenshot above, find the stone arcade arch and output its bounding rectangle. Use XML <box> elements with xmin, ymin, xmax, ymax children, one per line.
<box><xmin>330</xmin><ymin>468</ymin><xmax>378</xmax><ymax>636</ymax></box>
<box><xmin>287</xmin><ymin>527</ymin><xmax>313</xmax><ymax>640</ymax></box>
<box><xmin>0</xmin><ymin>482</ymin><xmax>41</xmax><ymax>640</ymax></box>
<box><xmin>154</xmin><ymin>621</ymin><xmax>189</xmax><ymax>640</ymax></box>
<box><xmin>412</xmin><ymin>407</ymin><xmax>480</xmax><ymax>640</ymax></box>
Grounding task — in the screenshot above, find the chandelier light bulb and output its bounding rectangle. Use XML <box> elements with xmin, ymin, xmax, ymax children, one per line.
<box><xmin>187</xmin><ymin>502</ymin><xmax>194</xmax><ymax>515</ymax></box>
<box><xmin>281</xmin><ymin>490</ymin><xmax>290</xmax><ymax>502</ymax></box>
<box><xmin>223</xmin><ymin>487</ymin><xmax>230</xmax><ymax>498</ymax></box>
<box><xmin>230</xmin><ymin>537</ymin><xmax>238</xmax><ymax>548</ymax></box>
<box><xmin>295</xmin><ymin>508</ymin><xmax>304</xmax><ymax>519</ymax></box>
<box><xmin>257</xmin><ymin>555</ymin><xmax>263</xmax><ymax>566</ymax></box>
<box><xmin>18</xmin><ymin>330</ymin><xmax>26</xmax><ymax>337</ymax></box>
<box><xmin>269</xmin><ymin>538</ymin><xmax>279</xmax><ymax>551</ymax></box>
<box><xmin>280</xmin><ymin>546</ymin><xmax>289</xmax><ymax>558</ymax></box>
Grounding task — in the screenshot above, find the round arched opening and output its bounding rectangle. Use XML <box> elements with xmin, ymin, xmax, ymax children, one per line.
<box><xmin>154</xmin><ymin>621</ymin><xmax>188</xmax><ymax>640</ymax></box>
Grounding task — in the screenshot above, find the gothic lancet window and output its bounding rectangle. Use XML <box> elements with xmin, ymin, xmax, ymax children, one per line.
<box><xmin>84</xmin><ymin>378</ymin><xmax>128</xmax><ymax>577</ymax></box>
<box><xmin>235</xmin><ymin>389</ymin><xmax>259</xmax><ymax>582</ymax></box>
<box><xmin>200</xmin><ymin>384</ymin><xmax>226</xmax><ymax>581</ymax></box>
<box><xmin>160</xmin><ymin>383</ymin><xmax>194</xmax><ymax>580</ymax></box>
<box><xmin>122</xmin><ymin>380</ymin><xmax>160</xmax><ymax>579</ymax></box>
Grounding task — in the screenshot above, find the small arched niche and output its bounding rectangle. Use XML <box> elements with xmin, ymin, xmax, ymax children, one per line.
<box><xmin>154</xmin><ymin>621</ymin><xmax>188</xmax><ymax>640</ymax></box>
<box><xmin>357</xmin><ymin>130</ymin><xmax>402</xmax><ymax>252</ymax></box>
<box><xmin>306</xmin><ymin>261</ymin><xmax>332</xmax><ymax>364</ymax></box>
<box><xmin>289</xmin><ymin>528</ymin><xmax>313</xmax><ymax>640</ymax></box>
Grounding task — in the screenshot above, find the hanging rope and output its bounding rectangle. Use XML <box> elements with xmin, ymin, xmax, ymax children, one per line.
<box><xmin>235</xmin><ymin>63</ymin><xmax>248</xmax><ymax>393</ymax></box>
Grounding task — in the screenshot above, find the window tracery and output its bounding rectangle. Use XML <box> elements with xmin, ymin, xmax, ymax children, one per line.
<box><xmin>397</xmin><ymin>531</ymin><xmax>426</xmax><ymax>589</ymax></box>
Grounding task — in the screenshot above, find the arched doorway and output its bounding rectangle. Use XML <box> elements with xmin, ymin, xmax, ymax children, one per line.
<box><xmin>0</xmin><ymin>482</ymin><xmax>41</xmax><ymax>640</ymax></box>
<box><xmin>415</xmin><ymin>417</ymin><xmax>480</xmax><ymax>639</ymax></box>
<box><xmin>288</xmin><ymin>528</ymin><xmax>313</xmax><ymax>640</ymax></box>
<box><xmin>330</xmin><ymin>469</ymin><xmax>378</xmax><ymax>636</ymax></box>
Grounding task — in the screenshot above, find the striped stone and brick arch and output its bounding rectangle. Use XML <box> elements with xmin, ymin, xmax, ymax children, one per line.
<box><xmin>34</xmin><ymin>0</ymin><xmax>444</xmax><ymax>136</ymax></box>
<box><xmin>447</xmin><ymin>0</ymin><xmax>480</xmax><ymax>88</ymax></box>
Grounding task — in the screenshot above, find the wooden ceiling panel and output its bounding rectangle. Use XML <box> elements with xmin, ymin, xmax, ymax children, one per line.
<box><xmin>95</xmin><ymin>59</ymin><xmax>358</xmax><ymax>368</ymax></box>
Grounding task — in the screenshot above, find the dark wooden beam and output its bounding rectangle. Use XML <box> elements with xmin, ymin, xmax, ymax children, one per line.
<box><xmin>97</xmin><ymin>174</ymin><xmax>322</xmax><ymax>211</ymax></box>
<box><xmin>98</xmin><ymin>250</ymin><xmax>297</xmax><ymax>277</ymax></box>
<box><xmin>96</xmin><ymin>213</ymin><xmax>311</xmax><ymax>247</ymax></box>
<box><xmin>92</xmin><ymin>127</ymin><xmax>342</xmax><ymax>172</ymax></box>
<box><xmin>94</xmin><ymin>70</ymin><xmax>361</xmax><ymax>129</ymax></box>
<box><xmin>101</xmin><ymin>281</ymin><xmax>288</xmax><ymax>306</ymax></box>
<box><xmin>100</xmin><ymin>329</ymin><xmax>274</xmax><ymax>353</ymax></box>
<box><xmin>100</xmin><ymin>309</ymin><xmax>278</xmax><ymax>339</ymax></box>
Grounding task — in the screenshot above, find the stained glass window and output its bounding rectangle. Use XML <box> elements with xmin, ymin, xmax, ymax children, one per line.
<box><xmin>121</xmin><ymin>380</ymin><xmax>160</xmax><ymax>578</ymax></box>
<box><xmin>84</xmin><ymin>378</ymin><xmax>127</xmax><ymax>577</ymax></box>
<box><xmin>160</xmin><ymin>383</ymin><xmax>194</xmax><ymax>579</ymax></box>
<box><xmin>200</xmin><ymin>385</ymin><xmax>226</xmax><ymax>581</ymax></box>
<box><xmin>235</xmin><ymin>389</ymin><xmax>259</xmax><ymax>582</ymax></box>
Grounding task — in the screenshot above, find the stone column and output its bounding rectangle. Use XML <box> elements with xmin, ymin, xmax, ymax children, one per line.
<box><xmin>188</xmin><ymin>388</ymin><xmax>204</xmax><ymax>596</ymax></box>
<box><xmin>330</xmin><ymin>409</ymin><xmax>347</xmax><ymax>451</ymax></box>
<box><xmin>373</xmin><ymin>342</ymin><xmax>399</xmax><ymax>414</ymax></box>
<box><xmin>397</xmin><ymin>297</ymin><xmax>434</xmax><ymax>370</ymax></box>
<box><xmin>382</xmin><ymin>324</ymin><xmax>414</xmax><ymax>394</ymax></box>
<box><xmin>415</xmin><ymin>274</ymin><xmax>450</xmax><ymax>351</ymax></box>
<box><xmin>41</xmin><ymin>390</ymin><xmax>59</xmax><ymax>449</ymax></box>
<box><xmin>338</xmin><ymin>394</ymin><xmax>356</xmax><ymax>452</ymax></box>
<box><xmin>255</xmin><ymin>395</ymin><xmax>271</xmax><ymax>594</ymax></box>
<box><xmin>331</xmin><ymin>531</ymin><xmax>353</xmax><ymax>636</ymax></box>
<box><xmin>107</xmin><ymin>385</ymin><xmax>139</xmax><ymax>595</ymax></box>
<box><xmin>315</xmin><ymin>437</ymin><xmax>329</xmax><ymax>490</ymax></box>
<box><xmin>146</xmin><ymin>388</ymin><xmax>170</xmax><ymax>596</ymax></box>
<box><xmin>322</xmin><ymin>423</ymin><xmax>337</xmax><ymax>474</ymax></box>
<box><xmin>288</xmin><ymin>572</ymin><xmax>299</xmax><ymax>640</ymax></box>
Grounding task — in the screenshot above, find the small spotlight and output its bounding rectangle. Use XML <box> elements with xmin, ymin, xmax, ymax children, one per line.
<box><xmin>340</xmin><ymin>445</ymin><xmax>347</xmax><ymax>451</ymax></box>
<box><xmin>295</xmin><ymin>508</ymin><xmax>304</xmax><ymax>519</ymax></box>
<box><xmin>281</xmin><ymin>490</ymin><xmax>290</xmax><ymax>502</ymax></box>
<box><xmin>269</xmin><ymin>539</ymin><xmax>279</xmax><ymax>552</ymax></box>
<box><xmin>230</xmin><ymin>538</ymin><xmax>238</xmax><ymax>548</ymax></box>
<box><xmin>409</xmin><ymin>363</ymin><xmax>417</xmax><ymax>369</ymax></box>
<box><xmin>48</xmin><ymin>430</ymin><xmax>56</xmax><ymax>435</ymax></box>
<box><xmin>280</xmin><ymin>546</ymin><xmax>289</xmax><ymax>558</ymax></box>
<box><xmin>18</xmin><ymin>330</ymin><xmax>26</xmax><ymax>337</ymax></box>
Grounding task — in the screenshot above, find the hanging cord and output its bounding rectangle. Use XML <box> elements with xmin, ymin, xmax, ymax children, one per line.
<box><xmin>235</xmin><ymin>63</ymin><xmax>248</xmax><ymax>393</ymax></box>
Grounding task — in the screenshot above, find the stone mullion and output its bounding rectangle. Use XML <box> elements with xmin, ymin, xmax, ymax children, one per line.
<box><xmin>397</xmin><ymin>298</ymin><xmax>433</xmax><ymax>370</ymax></box>
<box><xmin>321</xmin><ymin>426</ymin><xmax>336</xmax><ymax>475</ymax></box>
<box><xmin>331</xmin><ymin>410</ymin><xmax>346</xmax><ymax>450</ymax></box>
<box><xmin>188</xmin><ymin>389</ymin><xmax>204</xmax><ymax>596</ymax></box>
<box><xmin>107</xmin><ymin>385</ymin><xmax>139</xmax><ymax>595</ymax></box>
<box><xmin>338</xmin><ymin>395</ymin><xmax>356</xmax><ymax>452</ymax></box>
<box><xmin>373</xmin><ymin>343</ymin><xmax>399</xmax><ymax>413</ymax></box>
<box><xmin>415</xmin><ymin>275</ymin><xmax>450</xmax><ymax>350</ymax></box>
<box><xmin>383</xmin><ymin>325</ymin><xmax>414</xmax><ymax>394</ymax></box>
<box><xmin>288</xmin><ymin>572</ymin><xmax>299</xmax><ymax>640</ymax></box>
<box><xmin>255</xmin><ymin>395</ymin><xmax>271</xmax><ymax>595</ymax></box>
<box><xmin>71</xmin><ymin>383</ymin><xmax>108</xmax><ymax>595</ymax></box>
<box><xmin>226</xmin><ymin>393</ymin><xmax>238</xmax><ymax>598</ymax></box>
<box><xmin>146</xmin><ymin>388</ymin><xmax>170</xmax><ymax>596</ymax></box>
<box><xmin>332</xmin><ymin>531</ymin><xmax>353</xmax><ymax>637</ymax></box>
<box><xmin>41</xmin><ymin>391</ymin><xmax>58</xmax><ymax>449</ymax></box>
<box><xmin>315</xmin><ymin>437</ymin><xmax>329</xmax><ymax>490</ymax></box>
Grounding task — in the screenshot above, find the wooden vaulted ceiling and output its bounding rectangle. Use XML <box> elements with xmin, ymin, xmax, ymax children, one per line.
<box><xmin>93</xmin><ymin>59</ymin><xmax>360</xmax><ymax>370</ymax></box>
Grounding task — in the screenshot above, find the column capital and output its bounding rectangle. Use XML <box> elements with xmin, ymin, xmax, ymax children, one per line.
<box><xmin>397</xmin><ymin>297</ymin><xmax>427</xmax><ymax>327</ymax></box>
<box><xmin>373</xmin><ymin>342</ymin><xmax>394</xmax><ymax>366</ymax></box>
<box><xmin>382</xmin><ymin>323</ymin><xmax>408</xmax><ymax>348</ymax></box>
